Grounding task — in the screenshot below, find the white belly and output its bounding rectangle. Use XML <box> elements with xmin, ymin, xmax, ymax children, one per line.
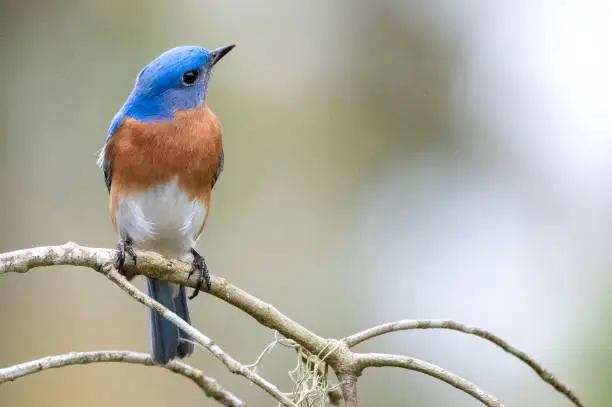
<box><xmin>115</xmin><ymin>178</ymin><xmax>207</xmax><ymax>258</ymax></box>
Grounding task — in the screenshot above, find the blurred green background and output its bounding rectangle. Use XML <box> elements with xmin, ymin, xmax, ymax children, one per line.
<box><xmin>1</xmin><ymin>1</ymin><xmax>610</xmax><ymax>406</ymax></box>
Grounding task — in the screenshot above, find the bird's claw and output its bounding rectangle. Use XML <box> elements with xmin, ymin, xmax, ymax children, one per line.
<box><xmin>188</xmin><ymin>248</ymin><xmax>210</xmax><ymax>299</ymax></box>
<box><xmin>116</xmin><ymin>238</ymin><xmax>137</xmax><ymax>280</ymax></box>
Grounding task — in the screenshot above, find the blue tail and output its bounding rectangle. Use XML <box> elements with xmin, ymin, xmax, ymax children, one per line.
<box><xmin>147</xmin><ymin>277</ymin><xmax>194</xmax><ymax>364</ymax></box>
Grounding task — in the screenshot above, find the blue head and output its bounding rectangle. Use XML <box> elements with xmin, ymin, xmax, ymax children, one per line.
<box><xmin>108</xmin><ymin>44</ymin><xmax>235</xmax><ymax>136</ymax></box>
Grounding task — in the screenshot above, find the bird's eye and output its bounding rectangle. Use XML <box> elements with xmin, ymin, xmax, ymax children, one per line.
<box><xmin>181</xmin><ymin>70</ymin><xmax>198</xmax><ymax>86</ymax></box>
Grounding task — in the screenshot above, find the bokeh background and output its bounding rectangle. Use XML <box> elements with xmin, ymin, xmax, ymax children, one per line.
<box><xmin>1</xmin><ymin>1</ymin><xmax>610</xmax><ymax>406</ymax></box>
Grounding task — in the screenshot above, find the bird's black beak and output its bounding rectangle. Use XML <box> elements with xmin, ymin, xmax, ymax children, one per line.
<box><xmin>210</xmin><ymin>44</ymin><xmax>235</xmax><ymax>67</ymax></box>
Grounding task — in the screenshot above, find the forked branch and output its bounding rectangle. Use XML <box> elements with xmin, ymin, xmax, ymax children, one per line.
<box><xmin>0</xmin><ymin>243</ymin><xmax>585</xmax><ymax>407</ymax></box>
<box><xmin>344</xmin><ymin>319</ymin><xmax>584</xmax><ymax>407</ymax></box>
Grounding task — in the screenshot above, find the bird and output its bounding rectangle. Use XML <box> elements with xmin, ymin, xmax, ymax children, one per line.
<box><xmin>97</xmin><ymin>44</ymin><xmax>234</xmax><ymax>364</ymax></box>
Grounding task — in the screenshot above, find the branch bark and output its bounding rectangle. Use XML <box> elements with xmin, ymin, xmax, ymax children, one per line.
<box><xmin>336</xmin><ymin>371</ymin><xmax>359</xmax><ymax>407</ymax></box>
<box><xmin>0</xmin><ymin>351</ymin><xmax>246</xmax><ymax>407</ymax></box>
<box><xmin>0</xmin><ymin>243</ymin><xmax>328</xmax><ymax>356</ymax></box>
<box><xmin>344</xmin><ymin>319</ymin><xmax>584</xmax><ymax>407</ymax></box>
<box><xmin>104</xmin><ymin>266</ymin><xmax>297</xmax><ymax>407</ymax></box>
<box><xmin>0</xmin><ymin>243</ymin><xmax>585</xmax><ymax>407</ymax></box>
<box><xmin>357</xmin><ymin>353</ymin><xmax>503</xmax><ymax>407</ymax></box>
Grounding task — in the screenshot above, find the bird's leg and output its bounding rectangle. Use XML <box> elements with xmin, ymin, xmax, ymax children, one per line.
<box><xmin>188</xmin><ymin>248</ymin><xmax>210</xmax><ymax>299</ymax></box>
<box><xmin>115</xmin><ymin>237</ymin><xmax>137</xmax><ymax>280</ymax></box>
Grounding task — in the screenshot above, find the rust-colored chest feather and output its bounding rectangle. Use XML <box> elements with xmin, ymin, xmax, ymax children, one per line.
<box><xmin>106</xmin><ymin>106</ymin><xmax>222</xmax><ymax>214</ymax></box>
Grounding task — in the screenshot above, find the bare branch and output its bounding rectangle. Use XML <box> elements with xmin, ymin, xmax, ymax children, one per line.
<box><xmin>0</xmin><ymin>243</ymin><xmax>328</xmax><ymax>357</ymax></box>
<box><xmin>1</xmin><ymin>244</ymin><xmax>586</xmax><ymax>407</ymax></box>
<box><xmin>357</xmin><ymin>352</ymin><xmax>503</xmax><ymax>407</ymax></box>
<box><xmin>0</xmin><ymin>350</ymin><xmax>246</xmax><ymax>407</ymax></box>
<box><xmin>344</xmin><ymin>319</ymin><xmax>584</xmax><ymax>407</ymax></box>
<box><xmin>103</xmin><ymin>266</ymin><xmax>297</xmax><ymax>407</ymax></box>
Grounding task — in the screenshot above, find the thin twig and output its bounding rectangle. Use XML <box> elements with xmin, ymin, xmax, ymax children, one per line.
<box><xmin>344</xmin><ymin>319</ymin><xmax>584</xmax><ymax>407</ymax></box>
<box><xmin>0</xmin><ymin>350</ymin><xmax>246</xmax><ymax>407</ymax></box>
<box><xmin>102</xmin><ymin>266</ymin><xmax>297</xmax><ymax>407</ymax></box>
<box><xmin>357</xmin><ymin>352</ymin><xmax>503</xmax><ymax>407</ymax></box>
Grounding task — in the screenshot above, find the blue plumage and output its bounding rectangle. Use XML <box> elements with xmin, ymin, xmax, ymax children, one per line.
<box><xmin>147</xmin><ymin>278</ymin><xmax>193</xmax><ymax>364</ymax></box>
<box><xmin>107</xmin><ymin>45</ymin><xmax>232</xmax><ymax>138</ymax></box>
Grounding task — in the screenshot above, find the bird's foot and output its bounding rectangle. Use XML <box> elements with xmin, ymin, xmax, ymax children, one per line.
<box><xmin>115</xmin><ymin>238</ymin><xmax>137</xmax><ymax>280</ymax></box>
<box><xmin>188</xmin><ymin>248</ymin><xmax>210</xmax><ymax>299</ymax></box>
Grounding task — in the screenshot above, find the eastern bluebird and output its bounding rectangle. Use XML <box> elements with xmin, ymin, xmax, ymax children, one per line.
<box><xmin>97</xmin><ymin>44</ymin><xmax>234</xmax><ymax>364</ymax></box>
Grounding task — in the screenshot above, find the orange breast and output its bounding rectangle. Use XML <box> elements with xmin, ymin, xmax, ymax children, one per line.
<box><xmin>106</xmin><ymin>106</ymin><xmax>222</xmax><ymax>229</ymax></box>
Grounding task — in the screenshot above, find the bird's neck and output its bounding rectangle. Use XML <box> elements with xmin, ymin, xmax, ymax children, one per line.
<box><xmin>124</xmin><ymin>88</ymin><xmax>206</xmax><ymax>123</ymax></box>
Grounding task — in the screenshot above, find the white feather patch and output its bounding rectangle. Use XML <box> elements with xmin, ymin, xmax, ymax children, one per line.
<box><xmin>96</xmin><ymin>144</ymin><xmax>106</xmax><ymax>169</ymax></box>
<box><xmin>115</xmin><ymin>177</ymin><xmax>207</xmax><ymax>258</ymax></box>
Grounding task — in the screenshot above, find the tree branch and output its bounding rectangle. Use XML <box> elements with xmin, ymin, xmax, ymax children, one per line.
<box><xmin>103</xmin><ymin>266</ymin><xmax>297</xmax><ymax>407</ymax></box>
<box><xmin>0</xmin><ymin>243</ymin><xmax>296</xmax><ymax>406</ymax></box>
<box><xmin>0</xmin><ymin>243</ymin><xmax>586</xmax><ymax>407</ymax></box>
<box><xmin>356</xmin><ymin>352</ymin><xmax>502</xmax><ymax>407</ymax></box>
<box><xmin>336</xmin><ymin>371</ymin><xmax>359</xmax><ymax>407</ymax></box>
<box><xmin>0</xmin><ymin>350</ymin><xmax>246</xmax><ymax>407</ymax></box>
<box><xmin>0</xmin><ymin>243</ymin><xmax>328</xmax><ymax>357</ymax></box>
<box><xmin>344</xmin><ymin>319</ymin><xmax>584</xmax><ymax>407</ymax></box>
